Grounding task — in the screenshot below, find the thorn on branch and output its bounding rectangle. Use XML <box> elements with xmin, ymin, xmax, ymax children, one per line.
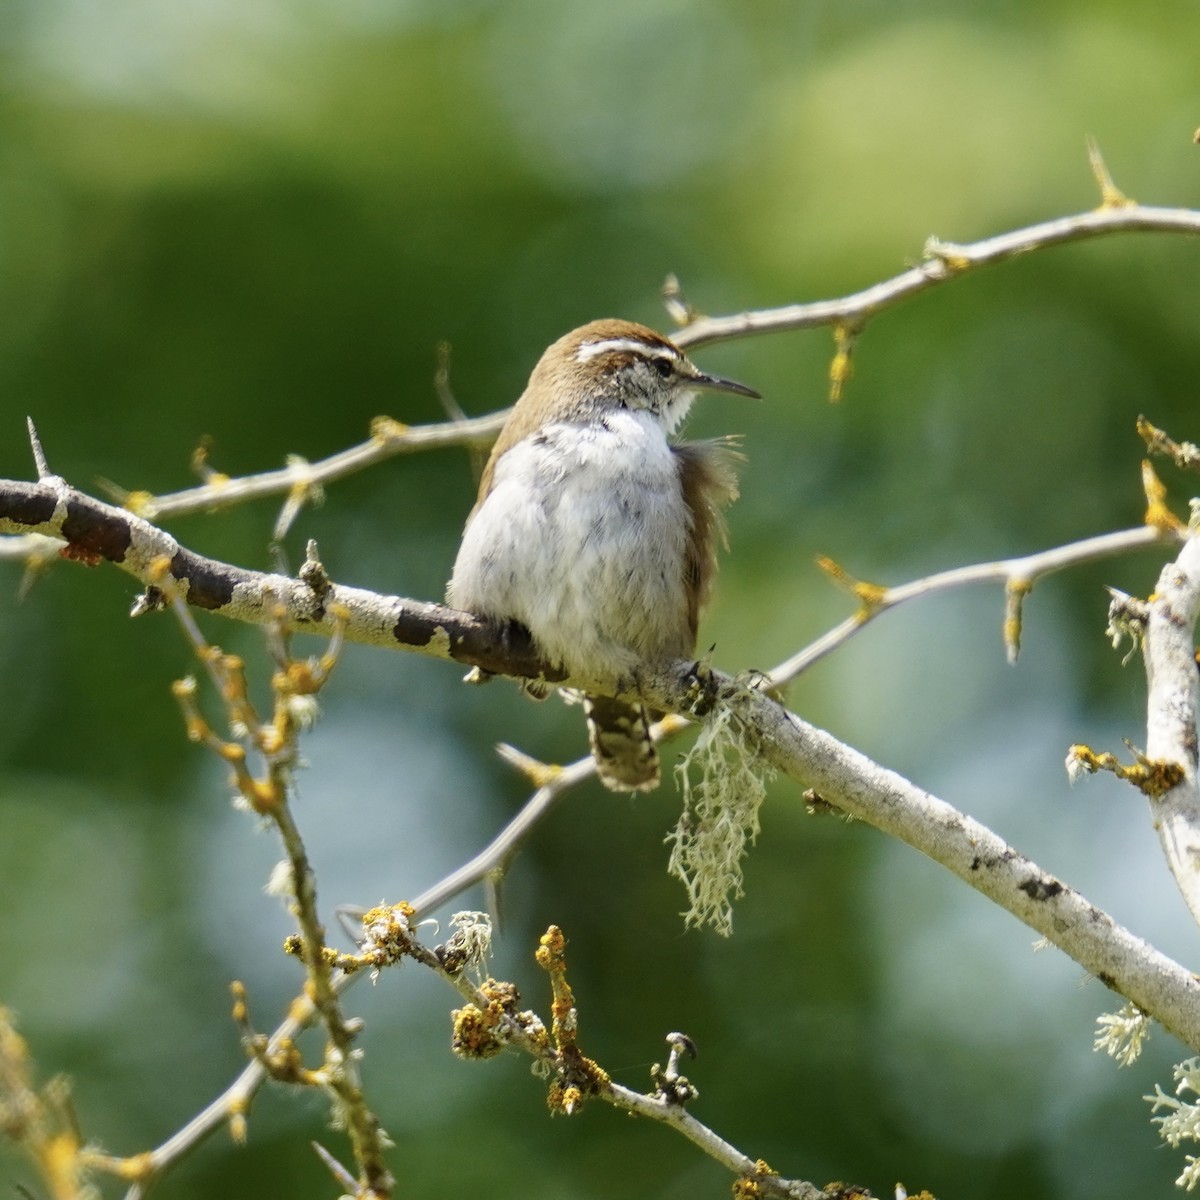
<box><xmin>435</xmin><ymin>341</ymin><xmax>487</xmax><ymax>485</ymax></box>
<box><xmin>1003</xmin><ymin>577</ymin><xmax>1033</xmax><ymax>664</ymax></box>
<box><xmin>815</xmin><ymin>555</ymin><xmax>887</xmax><ymax>618</ymax></box>
<box><xmin>803</xmin><ymin>788</ymin><xmax>848</xmax><ymax>818</ymax></box>
<box><xmin>227</xmin><ymin>1096</ymin><xmax>249</xmax><ymax>1145</ymax></box>
<box><xmin>25</xmin><ymin>418</ymin><xmax>51</xmax><ymax>481</ymax></box>
<box><xmin>95</xmin><ymin>473</ymin><xmax>162</xmax><ymax>524</ymax></box>
<box><xmin>8</xmin><ymin>534</ymin><xmax>62</xmax><ymax>600</ymax></box>
<box><xmin>112</xmin><ymin>484</ymin><xmax>159</xmax><ymax>518</ymax></box>
<box><xmin>496</xmin><ymin>742</ymin><xmax>561</xmax><ymax>788</ymax></box>
<box><xmin>271</xmin><ymin>456</ymin><xmax>323</xmax><ymax>549</ymax></box>
<box><xmin>1140</xmin><ymin>460</ymin><xmax>1187</xmax><ymax>535</ymax></box>
<box><xmin>662</xmin><ymin>273</ymin><xmax>698</xmax><ymax>327</ymax></box>
<box><xmin>299</xmin><ymin>539</ymin><xmax>332</xmax><ymax>601</ymax></box>
<box><xmin>311</xmin><ymin>1140</ymin><xmax>360</xmax><ymax>1194</ymax></box>
<box><xmin>434</xmin><ymin>340</ymin><xmax>468</xmax><ymax>425</ymax></box>
<box><xmin>190</xmin><ymin>436</ymin><xmax>230</xmax><ymax>487</ymax></box>
<box><xmin>1086</xmin><ymin>136</ymin><xmax>1135</xmax><ymax>210</ymax></box>
<box><xmin>828</xmin><ymin>323</ymin><xmax>859</xmax><ymax>404</ymax></box>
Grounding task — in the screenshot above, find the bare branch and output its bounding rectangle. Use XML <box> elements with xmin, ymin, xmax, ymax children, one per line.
<box><xmin>670</xmin><ymin>203</ymin><xmax>1200</xmax><ymax>350</ymax></box>
<box><xmin>108</xmin><ymin>409</ymin><xmax>508</xmax><ymax>523</ymax></box>
<box><xmin>776</xmin><ymin>525</ymin><xmax>1172</xmax><ymax>681</ymax></box>
<box><xmin>0</xmin><ymin>476</ymin><xmax>557</xmax><ymax>688</ymax></box>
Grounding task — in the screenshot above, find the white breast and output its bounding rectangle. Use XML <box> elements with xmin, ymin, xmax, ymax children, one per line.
<box><xmin>447</xmin><ymin>409</ymin><xmax>693</xmax><ymax>681</ymax></box>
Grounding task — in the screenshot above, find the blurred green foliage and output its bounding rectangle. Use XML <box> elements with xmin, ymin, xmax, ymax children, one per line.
<box><xmin>1</xmin><ymin>2</ymin><xmax>1198</xmax><ymax>1197</ymax></box>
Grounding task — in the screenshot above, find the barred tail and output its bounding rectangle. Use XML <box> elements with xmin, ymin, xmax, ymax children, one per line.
<box><xmin>584</xmin><ymin>695</ymin><xmax>659</xmax><ymax>793</ymax></box>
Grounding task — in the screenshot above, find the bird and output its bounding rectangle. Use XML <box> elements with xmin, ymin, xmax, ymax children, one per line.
<box><xmin>447</xmin><ymin>318</ymin><xmax>758</xmax><ymax>792</ymax></box>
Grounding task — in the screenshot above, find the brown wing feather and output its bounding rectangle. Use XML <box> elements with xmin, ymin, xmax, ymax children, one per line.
<box><xmin>672</xmin><ymin>437</ymin><xmax>743</xmax><ymax>642</ymax></box>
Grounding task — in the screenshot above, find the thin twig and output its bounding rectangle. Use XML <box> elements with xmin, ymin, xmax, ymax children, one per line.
<box><xmin>775</xmin><ymin>525</ymin><xmax>1172</xmax><ymax>682</ymax></box>
<box><xmin>144</xmin><ymin>603</ymin><xmax>395</xmax><ymax>1199</ymax></box>
<box><xmin>670</xmin><ymin>204</ymin><xmax>1200</xmax><ymax>350</ymax></box>
<box><xmin>107</xmin><ymin>409</ymin><xmax>508</xmax><ymax>523</ymax></box>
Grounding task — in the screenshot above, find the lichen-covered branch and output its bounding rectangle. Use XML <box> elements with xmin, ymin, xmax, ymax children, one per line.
<box><xmin>632</xmin><ymin>668</ymin><xmax>1200</xmax><ymax>1053</ymax></box>
<box><xmin>123</xmin><ymin>611</ymin><xmax>396</xmax><ymax>1199</ymax></box>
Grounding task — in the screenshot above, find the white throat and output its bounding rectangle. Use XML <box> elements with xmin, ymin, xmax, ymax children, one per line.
<box><xmin>658</xmin><ymin>387</ymin><xmax>697</xmax><ymax>437</ymax></box>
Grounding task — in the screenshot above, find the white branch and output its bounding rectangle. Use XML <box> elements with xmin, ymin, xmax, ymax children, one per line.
<box><xmin>109</xmin><ymin>410</ymin><xmax>508</xmax><ymax>522</ymax></box>
<box><xmin>672</xmin><ymin>203</ymin><xmax>1200</xmax><ymax>349</ymax></box>
<box><xmin>632</xmin><ymin>667</ymin><xmax>1200</xmax><ymax>1053</ymax></box>
<box><xmin>1144</xmin><ymin>530</ymin><xmax>1200</xmax><ymax>924</ymax></box>
<box><xmin>775</xmin><ymin>525</ymin><xmax>1170</xmax><ymax>681</ymax></box>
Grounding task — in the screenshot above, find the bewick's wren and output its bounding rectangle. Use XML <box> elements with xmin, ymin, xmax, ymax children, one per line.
<box><xmin>448</xmin><ymin>318</ymin><xmax>758</xmax><ymax>792</ymax></box>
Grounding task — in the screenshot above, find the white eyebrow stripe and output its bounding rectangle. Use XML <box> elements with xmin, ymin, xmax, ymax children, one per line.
<box><xmin>575</xmin><ymin>337</ymin><xmax>679</xmax><ymax>362</ymax></box>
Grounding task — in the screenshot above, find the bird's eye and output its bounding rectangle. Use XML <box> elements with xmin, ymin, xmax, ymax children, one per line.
<box><xmin>651</xmin><ymin>357</ymin><xmax>674</xmax><ymax>379</ymax></box>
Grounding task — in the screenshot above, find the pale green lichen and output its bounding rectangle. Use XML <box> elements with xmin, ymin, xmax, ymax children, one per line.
<box><xmin>667</xmin><ymin>699</ymin><xmax>774</xmax><ymax>936</ymax></box>
<box><xmin>445</xmin><ymin>910</ymin><xmax>494</xmax><ymax>974</ymax></box>
<box><xmin>1093</xmin><ymin>1002</ymin><xmax>1150</xmax><ymax>1067</ymax></box>
<box><xmin>1147</xmin><ymin>1058</ymin><xmax>1200</xmax><ymax>1189</ymax></box>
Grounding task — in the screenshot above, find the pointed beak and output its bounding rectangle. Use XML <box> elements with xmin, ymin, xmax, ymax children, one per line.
<box><xmin>689</xmin><ymin>367</ymin><xmax>761</xmax><ymax>400</ymax></box>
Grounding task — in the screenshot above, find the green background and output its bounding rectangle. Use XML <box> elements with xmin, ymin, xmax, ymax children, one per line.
<box><xmin>1</xmin><ymin>2</ymin><xmax>1198</xmax><ymax>1196</ymax></box>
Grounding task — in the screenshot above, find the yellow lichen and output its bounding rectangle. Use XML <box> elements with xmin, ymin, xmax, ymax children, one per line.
<box><xmin>1066</xmin><ymin>743</ymin><xmax>1184</xmax><ymax>799</ymax></box>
